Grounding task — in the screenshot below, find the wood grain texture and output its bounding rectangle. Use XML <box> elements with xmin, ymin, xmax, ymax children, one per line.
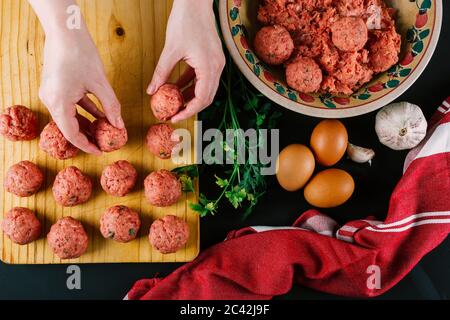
<box><xmin>0</xmin><ymin>0</ymin><xmax>200</xmax><ymax>264</ymax></box>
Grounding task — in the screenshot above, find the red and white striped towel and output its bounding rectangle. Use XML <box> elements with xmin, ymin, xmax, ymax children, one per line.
<box><xmin>127</xmin><ymin>99</ymin><xmax>450</xmax><ymax>300</ymax></box>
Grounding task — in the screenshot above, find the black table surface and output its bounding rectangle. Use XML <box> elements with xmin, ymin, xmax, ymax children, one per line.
<box><xmin>1</xmin><ymin>5</ymin><xmax>449</xmax><ymax>301</ymax></box>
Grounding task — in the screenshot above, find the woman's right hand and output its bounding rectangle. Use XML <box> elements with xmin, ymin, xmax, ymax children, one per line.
<box><xmin>38</xmin><ymin>24</ymin><xmax>124</xmax><ymax>154</ymax></box>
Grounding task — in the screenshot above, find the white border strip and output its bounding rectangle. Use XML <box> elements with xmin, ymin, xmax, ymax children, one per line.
<box><xmin>370</xmin><ymin>211</ymin><xmax>450</xmax><ymax>229</ymax></box>
<box><xmin>367</xmin><ymin>219</ymin><xmax>450</xmax><ymax>233</ymax></box>
<box><xmin>251</xmin><ymin>226</ymin><xmax>306</xmax><ymax>233</ymax></box>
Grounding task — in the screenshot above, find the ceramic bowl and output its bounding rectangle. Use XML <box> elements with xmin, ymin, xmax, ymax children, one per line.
<box><xmin>219</xmin><ymin>0</ymin><xmax>442</xmax><ymax>118</ymax></box>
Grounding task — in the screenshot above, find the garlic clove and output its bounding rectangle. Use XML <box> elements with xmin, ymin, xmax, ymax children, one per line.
<box><xmin>347</xmin><ymin>143</ymin><xmax>375</xmax><ymax>165</ymax></box>
<box><xmin>375</xmin><ymin>102</ymin><xmax>427</xmax><ymax>151</ymax></box>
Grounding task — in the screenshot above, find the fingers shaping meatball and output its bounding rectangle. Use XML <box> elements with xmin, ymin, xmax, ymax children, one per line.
<box><xmin>149</xmin><ymin>215</ymin><xmax>189</xmax><ymax>254</ymax></box>
<box><xmin>100</xmin><ymin>205</ymin><xmax>141</xmax><ymax>243</ymax></box>
<box><xmin>150</xmin><ymin>84</ymin><xmax>184</xmax><ymax>122</ymax></box>
<box><xmin>52</xmin><ymin>167</ymin><xmax>92</xmax><ymax>207</ymax></box>
<box><xmin>331</xmin><ymin>17</ymin><xmax>368</xmax><ymax>52</ymax></box>
<box><xmin>146</xmin><ymin>123</ymin><xmax>180</xmax><ymax>159</ymax></box>
<box><xmin>100</xmin><ymin>160</ymin><xmax>138</xmax><ymax>197</ymax></box>
<box><xmin>91</xmin><ymin>118</ymin><xmax>128</xmax><ymax>152</ymax></box>
<box><xmin>0</xmin><ymin>105</ymin><xmax>39</xmax><ymax>141</ymax></box>
<box><xmin>254</xmin><ymin>25</ymin><xmax>294</xmax><ymax>65</ymax></box>
<box><xmin>286</xmin><ymin>57</ymin><xmax>323</xmax><ymax>93</ymax></box>
<box><xmin>144</xmin><ymin>169</ymin><xmax>182</xmax><ymax>207</ymax></box>
<box><xmin>1</xmin><ymin>207</ymin><xmax>41</xmax><ymax>245</ymax></box>
<box><xmin>4</xmin><ymin>161</ymin><xmax>44</xmax><ymax>197</ymax></box>
<box><xmin>39</xmin><ymin>121</ymin><xmax>79</xmax><ymax>160</ymax></box>
<box><xmin>47</xmin><ymin>217</ymin><xmax>88</xmax><ymax>259</ymax></box>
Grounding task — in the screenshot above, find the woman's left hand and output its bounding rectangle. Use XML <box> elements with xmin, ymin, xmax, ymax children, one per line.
<box><xmin>147</xmin><ymin>0</ymin><xmax>225</xmax><ymax>123</ymax></box>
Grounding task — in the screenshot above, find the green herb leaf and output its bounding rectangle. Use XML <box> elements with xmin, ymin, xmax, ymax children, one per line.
<box><xmin>171</xmin><ymin>165</ymin><xmax>199</xmax><ymax>178</ymax></box>
<box><xmin>215</xmin><ymin>175</ymin><xmax>229</xmax><ymax>188</ymax></box>
<box><xmin>179</xmin><ymin>175</ymin><xmax>195</xmax><ymax>193</ymax></box>
<box><xmin>172</xmin><ymin>165</ymin><xmax>199</xmax><ymax>193</ymax></box>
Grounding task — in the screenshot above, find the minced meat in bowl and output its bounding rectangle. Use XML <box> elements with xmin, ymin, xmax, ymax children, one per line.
<box><xmin>219</xmin><ymin>0</ymin><xmax>442</xmax><ymax>117</ymax></box>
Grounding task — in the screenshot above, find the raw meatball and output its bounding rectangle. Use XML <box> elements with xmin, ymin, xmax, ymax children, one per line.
<box><xmin>4</xmin><ymin>161</ymin><xmax>44</xmax><ymax>197</ymax></box>
<box><xmin>47</xmin><ymin>217</ymin><xmax>88</xmax><ymax>259</ymax></box>
<box><xmin>150</xmin><ymin>84</ymin><xmax>184</xmax><ymax>121</ymax></box>
<box><xmin>0</xmin><ymin>105</ymin><xmax>39</xmax><ymax>141</ymax></box>
<box><xmin>144</xmin><ymin>169</ymin><xmax>182</xmax><ymax>207</ymax></box>
<box><xmin>369</xmin><ymin>26</ymin><xmax>401</xmax><ymax>73</ymax></box>
<box><xmin>1</xmin><ymin>207</ymin><xmax>41</xmax><ymax>245</ymax></box>
<box><xmin>254</xmin><ymin>25</ymin><xmax>294</xmax><ymax>65</ymax></box>
<box><xmin>149</xmin><ymin>215</ymin><xmax>189</xmax><ymax>254</ymax></box>
<box><xmin>52</xmin><ymin>166</ymin><xmax>92</xmax><ymax>207</ymax></box>
<box><xmin>331</xmin><ymin>17</ymin><xmax>368</xmax><ymax>52</ymax></box>
<box><xmin>146</xmin><ymin>123</ymin><xmax>180</xmax><ymax>159</ymax></box>
<box><xmin>100</xmin><ymin>160</ymin><xmax>137</xmax><ymax>197</ymax></box>
<box><xmin>286</xmin><ymin>57</ymin><xmax>323</xmax><ymax>93</ymax></box>
<box><xmin>91</xmin><ymin>118</ymin><xmax>128</xmax><ymax>152</ymax></box>
<box><xmin>39</xmin><ymin>121</ymin><xmax>79</xmax><ymax>160</ymax></box>
<box><xmin>100</xmin><ymin>205</ymin><xmax>141</xmax><ymax>243</ymax></box>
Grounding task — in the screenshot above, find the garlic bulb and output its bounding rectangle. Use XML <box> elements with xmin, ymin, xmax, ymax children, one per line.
<box><xmin>347</xmin><ymin>143</ymin><xmax>375</xmax><ymax>165</ymax></box>
<box><xmin>375</xmin><ymin>102</ymin><xmax>427</xmax><ymax>151</ymax></box>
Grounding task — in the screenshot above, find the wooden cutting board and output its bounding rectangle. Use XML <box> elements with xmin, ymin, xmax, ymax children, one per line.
<box><xmin>0</xmin><ymin>0</ymin><xmax>200</xmax><ymax>264</ymax></box>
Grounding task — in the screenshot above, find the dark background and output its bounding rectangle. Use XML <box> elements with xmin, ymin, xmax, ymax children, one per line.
<box><xmin>0</xmin><ymin>5</ymin><xmax>449</xmax><ymax>301</ymax></box>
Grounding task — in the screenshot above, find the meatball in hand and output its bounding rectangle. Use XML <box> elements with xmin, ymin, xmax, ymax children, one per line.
<box><xmin>147</xmin><ymin>0</ymin><xmax>225</xmax><ymax>123</ymax></box>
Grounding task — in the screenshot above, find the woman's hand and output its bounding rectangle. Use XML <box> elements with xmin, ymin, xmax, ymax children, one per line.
<box><xmin>29</xmin><ymin>0</ymin><xmax>124</xmax><ymax>154</ymax></box>
<box><xmin>147</xmin><ymin>0</ymin><xmax>225</xmax><ymax>123</ymax></box>
<box><xmin>39</xmin><ymin>31</ymin><xmax>124</xmax><ymax>154</ymax></box>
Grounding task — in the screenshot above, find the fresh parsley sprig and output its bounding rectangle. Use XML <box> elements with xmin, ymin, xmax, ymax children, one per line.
<box><xmin>186</xmin><ymin>55</ymin><xmax>281</xmax><ymax>219</ymax></box>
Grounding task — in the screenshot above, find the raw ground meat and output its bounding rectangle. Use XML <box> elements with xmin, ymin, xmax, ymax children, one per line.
<box><xmin>1</xmin><ymin>207</ymin><xmax>41</xmax><ymax>245</ymax></box>
<box><xmin>257</xmin><ymin>0</ymin><xmax>401</xmax><ymax>95</ymax></box>
<box><xmin>39</xmin><ymin>121</ymin><xmax>79</xmax><ymax>160</ymax></box>
<box><xmin>91</xmin><ymin>118</ymin><xmax>128</xmax><ymax>152</ymax></box>
<box><xmin>0</xmin><ymin>105</ymin><xmax>39</xmax><ymax>141</ymax></box>
<box><xmin>336</xmin><ymin>0</ymin><xmax>365</xmax><ymax>17</ymax></box>
<box><xmin>322</xmin><ymin>50</ymin><xmax>374</xmax><ymax>95</ymax></box>
<box><xmin>47</xmin><ymin>217</ymin><xmax>88</xmax><ymax>259</ymax></box>
<box><xmin>369</xmin><ymin>26</ymin><xmax>401</xmax><ymax>73</ymax></box>
<box><xmin>146</xmin><ymin>123</ymin><xmax>180</xmax><ymax>159</ymax></box>
<box><xmin>52</xmin><ymin>166</ymin><xmax>92</xmax><ymax>207</ymax></box>
<box><xmin>149</xmin><ymin>215</ymin><xmax>189</xmax><ymax>254</ymax></box>
<box><xmin>4</xmin><ymin>161</ymin><xmax>44</xmax><ymax>197</ymax></box>
<box><xmin>144</xmin><ymin>169</ymin><xmax>182</xmax><ymax>207</ymax></box>
<box><xmin>100</xmin><ymin>205</ymin><xmax>141</xmax><ymax>243</ymax></box>
<box><xmin>254</xmin><ymin>25</ymin><xmax>294</xmax><ymax>65</ymax></box>
<box><xmin>100</xmin><ymin>160</ymin><xmax>137</xmax><ymax>197</ymax></box>
<box><xmin>150</xmin><ymin>84</ymin><xmax>184</xmax><ymax>121</ymax></box>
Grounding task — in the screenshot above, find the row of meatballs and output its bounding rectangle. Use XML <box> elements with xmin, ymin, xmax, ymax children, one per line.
<box><xmin>0</xmin><ymin>104</ymin><xmax>180</xmax><ymax>161</ymax></box>
<box><xmin>4</xmin><ymin>161</ymin><xmax>182</xmax><ymax>207</ymax></box>
<box><xmin>2</xmin><ymin>207</ymin><xmax>189</xmax><ymax>259</ymax></box>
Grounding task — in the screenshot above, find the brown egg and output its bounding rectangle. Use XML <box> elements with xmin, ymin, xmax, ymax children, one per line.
<box><xmin>304</xmin><ymin>169</ymin><xmax>355</xmax><ymax>208</ymax></box>
<box><xmin>276</xmin><ymin>144</ymin><xmax>315</xmax><ymax>191</ymax></box>
<box><xmin>310</xmin><ymin>120</ymin><xmax>348</xmax><ymax>166</ymax></box>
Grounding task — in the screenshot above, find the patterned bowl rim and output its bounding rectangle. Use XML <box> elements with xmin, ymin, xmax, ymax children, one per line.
<box><xmin>219</xmin><ymin>0</ymin><xmax>443</xmax><ymax>118</ymax></box>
